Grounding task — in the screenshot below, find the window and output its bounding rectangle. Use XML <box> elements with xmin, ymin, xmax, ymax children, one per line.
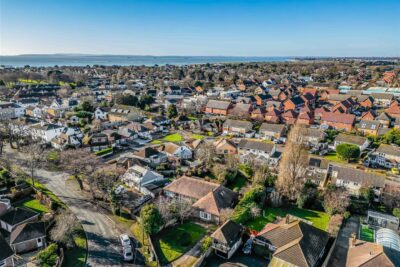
<box><xmin>200</xmin><ymin>211</ymin><xmax>211</xmax><ymax>221</ymax></box>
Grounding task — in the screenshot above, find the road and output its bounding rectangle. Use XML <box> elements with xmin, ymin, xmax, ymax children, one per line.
<box><xmin>4</xmin><ymin>147</ymin><xmax>144</xmax><ymax>267</ymax></box>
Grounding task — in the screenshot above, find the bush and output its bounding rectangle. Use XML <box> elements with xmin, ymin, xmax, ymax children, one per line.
<box><xmin>336</xmin><ymin>143</ymin><xmax>360</xmax><ymax>162</ymax></box>
<box><xmin>37</xmin><ymin>243</ymin><xmax>58</xmax><ymax>267</ymax></box>
<box><xmin>140</xmin><ymin>204</ymin><xmax>163</xmax><ymax>235</ymax></box>
<box><xmin>200</xmin><ymin>236</ymin><xmax>212</xmax><ymax>253</ymax></box>
<box><xmin>231</xmin><ymin>185</ymin><xmax>265</xmax><ymax>224</ymax></box>
<box><xmin>95</xmin><ymin>147</ymin><xmax>113</xmax><ymax>156</ymax></box>
<box><xmin>239</xmin><ymin>164</ymin><xmax>253</xmax><ymax>177</ymax></box>
<box><xmin>393</xmin><ymin>208</ymin><xmax>400</xmax><ymax>218</ymax></box>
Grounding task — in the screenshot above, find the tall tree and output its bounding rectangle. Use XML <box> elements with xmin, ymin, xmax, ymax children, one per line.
<box><xmin>50</xmin><ymin>210</ymin><xmax>80</xmax><ymax>247</ymax></box>
<box><xmin>21</xmin><ymin>138</ymin><xmax>46</xmax><ymax>188</ymax></box>
<box><xmin>140</xmin><ymin>204</ymin><xmax>163</xmax><ymax>235</ymax></box>
<box><xmin>277</xmin><ymin>123</ymin><xmax>308</xmax><ymax>200</ymax></box>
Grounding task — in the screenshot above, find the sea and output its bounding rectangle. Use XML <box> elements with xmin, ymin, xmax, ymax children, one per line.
<box><xmin>0</xmin><ymin>54</ymin><xmax>293</xmax><ymax>67</ymax></box>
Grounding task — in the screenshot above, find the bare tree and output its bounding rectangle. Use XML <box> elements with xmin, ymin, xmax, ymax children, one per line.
<box><xmin>195</xmin><ymin>141</ymin><xmax>216</xmax><ymax>167</ymax></box>
<box><xmin>50</xmin><ymin>210</ymin><xmax>80</xmax><ymax>247</ymax></box>
<box><xmin>156</xmin><ymin>196</ymin><xmax>176</xmax><ymax>227</ymax></box>
<box><xmin>21</xmin><ymin>138</ymin><xmax>46</xmax><ymax>188</ymax></box>
<box><xmin>171</xmin><ymin>198</ymin><xmax>193</xmax><ymax>224</ymax></box>
<box><xmin>59</xmin><ymin>149</ymin><xmax>100</xmax><ymax>191</ymax></box>
<box><xmin>323</xmin><ymin>185</ymin><xmax>350</xmax><ymax>215</ymax></box>
<box><xmin>277</xmin><ymin>123</ymin><xmax>308</xmax><ymax>200</ymax></box>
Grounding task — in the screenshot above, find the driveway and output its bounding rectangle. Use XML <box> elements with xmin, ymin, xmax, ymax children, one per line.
<box><xmin>327</xmin><ymin>216</ymin><xmax>359</xmax><ymax>267</ymax></box>
<box><xmin>4</xmin><ymin>147</ymin><xmax>144</xmax><ymax>266</ymax></box>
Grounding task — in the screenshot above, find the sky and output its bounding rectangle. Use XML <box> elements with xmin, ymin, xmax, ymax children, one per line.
<box><xmin>0</xmin><ymin>0</ymin><xmax>399</xmax><ymax>57</ymax></box>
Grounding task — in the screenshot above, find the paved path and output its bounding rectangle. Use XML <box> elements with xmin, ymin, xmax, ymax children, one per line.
<box><xmin>4</xmin><ymin>147</ymin><xmax>144</xmax><ymax>267</ymax></box>
<box><xmin>327</xmin><ymin>216</ymin><xmax>359</xmax><ymax>267</ymax></box>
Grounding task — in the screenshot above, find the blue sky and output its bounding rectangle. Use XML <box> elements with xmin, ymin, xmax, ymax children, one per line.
<box><xmin>0</xmin><ymin>0</ymin><xmax>399</xmax><ymax>56</ymax></box>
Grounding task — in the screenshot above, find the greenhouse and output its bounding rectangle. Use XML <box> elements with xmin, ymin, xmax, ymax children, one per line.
<box><xmin>376</xmin><ymin>228</ymin><xmax>400</xmax><ymax>251</ymax></box>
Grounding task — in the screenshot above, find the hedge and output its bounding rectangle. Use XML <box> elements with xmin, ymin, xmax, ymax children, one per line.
<box><xmin>95</xmin><ymin>147</ymin><xmax>113</xmax><ymax>156</ymax></box>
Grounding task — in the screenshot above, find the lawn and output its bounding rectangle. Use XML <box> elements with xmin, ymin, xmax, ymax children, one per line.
<box><xmin>17</xmin><ymin>198</ymin><xmax>50</xmax><ymax>214</ymax></box>
<box><xmin>191</xmin><ymin>134</ymin><xmax>205</xmax><ymax>140</ymax></box>
<box><xmin>162</xmin><ymin>133</ymin><xmax>184</xmax><ymax>142</ymax></box>
<box><xmin>324</xmin><ymin>152</ymin><xmax>346</xmax><ymax>163</ymax></box>
<box><xmin>227</xmin><ymin>175</ymin><xmax>248</xmax><ymax>192</ymax></box>
<box><xmin>47</xmin><ymin>151</ymin><xmax>59</xmax><ymax>161</ymax></box>
<box><xmin>245</xmin><ymin>207</ymin><xmax>330</xmax><ymax>232</ymax></box>
<box><xmin>25</xmin><ymin>180</ymin><xmax>66</xmax><ymax>208</ymax></box>
<box><xmin>63</xmin><ymin>226</ymin><xmax>88</xmax><ymax>267</ymax></box>
<box><xmin>360</xmin><ymin>225</ymin><xmax>374</xmax><ymax>242</ymax></box>
<box><xmin>150</xmin><ymin>140</ymin><xmax>163</xmax><ymax>144</ymax></box>
<box><xmin>153</xmin><ymin>222</ymin><xmax>206</xmax><ymax>265</ymax></box>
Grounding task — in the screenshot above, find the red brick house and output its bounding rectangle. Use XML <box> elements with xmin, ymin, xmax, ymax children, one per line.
<box><xmin>282</xmin><ymin>110</ymin><xmax>298</xmax><ymax>124</ymax></box>
<box><xmin>386</xmin><ymin>101</ymin><xmax>400</xmax><ymax>119</ymax></box>
<box><xmin>264</xmin><ymin>108</ymin><xmax>281</xmax><ymax>124</ymax></box>
<box><xmin>357</xmin><ymin>95</ymin><xmax>374</xmax><ymax>108</ymax></box>
<box><xmin>283</xmin><ymin>96</ymin><xmax>305</xmax><ymax>111</ymax></box>
<box><xmin>321</xmin><ymin>112</ymin><xmax>356</xmax><ymax>131</ymax></box>
<box><xmin>205</xmin><ymin>100</ymin><xmax>232</xmax><ymax>115</ymax></box>
<box><xmin>251</xmin><ymin>107</ymin><xmax>266</xmax><ymax>121</ymax></box>
<box><xmin>320</xmin><ymin>89</ymin><xmax>340</xmax><ymax>101</ymax></box>
<box><xmin>297</xmin><ymin>111</ymin><xmax>314</xmax><ymax>125</ymax></box>
<box><xmin>360</xmin><ymin>110</ymin><xmax>376</xmax><ymax>121</ymax></box>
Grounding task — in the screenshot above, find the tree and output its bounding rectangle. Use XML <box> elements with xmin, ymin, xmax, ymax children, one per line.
<box><xmin>252</xmin><ymin>165</ymin><xmax>276</xmax><ymax>187</ymax></box>
<box><xmin>50</xmin><ymin>210</ymin><xmax>79</xmax><ymax>247</ymax></box>
<box><xmin>336</xmin><ymin>143</ymin><xmax>360</xmax><ymax>162</ymax></box>
<box><xmin>171</xmin><ymin>198</ymin><xmax>193</xmax><ymax>224</ymax></box>
<box><xmin>200</xmin><ymin>236</ymin><xmax>212</xmax><ymax>253</ymax></box>
<box><xmin>327</xmin><ymin>214</ymin><xmax>343</xmax><ymax>237</ymax></box>
<box><xmin>277</xmin><ymin>124</ymin><xmax>308</xmax><ymax>200</ymax></box>
<box><xmin>382</xmin><ymin>128</ymin><xmax>400</xmax><ymax>146</ymax></box>
<box><xmin>323</xmin><ymin>185</ymin><xmax>350</xmax><ymax>215</ymax></box>
<box><xmin>116</xmin><ymin>94</ymin><xmax>139</xmax><ymax>106</ymax></box>
<box><xmin>80</xmin><ymin>101</ymin><xmax>94</xmax><ymax>112</ymax></box>
<box><xmin>393</xmin><ymin>208</ymin><xmax>400</xmax><ymax>218</ymax></box>
<box><xmin>296</xmin><ymin>180</ymin><xmax>318</xmax><ymax>209</ymax></box>
<box><xmin>195</xmin><ymin>141</ymin><xmax>216</xmax><ymax>167</ymax></box>
<box><xmin>21</xmin><ymin>139</ymin><xmax>46</xmax><ymax>188</ymax></box>
<box><xmin>140</xmin><ymin>204</ymin><xmax>163</xmax><ymax>235</ymax></box>
<box><xmin>59</xmin><ymin>149</ymin><xmax>100</xmax><ymax>191</ymax></box>
<box><xmin>167</xmin><ymin>104</ymin><xmax>178</xmax><ymax>118</ymax></box>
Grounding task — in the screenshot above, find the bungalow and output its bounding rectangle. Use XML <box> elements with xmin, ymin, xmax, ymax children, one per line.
<box><xmin>10</xmin><ymin>222</ymin><xmax>46</xmax><ymax>254</ymax></box>
<box><xmin>237</xmin><ymin>139</ymin><xmax>281</xmax><ymax>166</ymax></box>
<box><xmin>331</xmin><ymin>165</ymin><xmax>385</xmax><ymax>198</ymax></box>
<box><xmin>321</xmin><ymin>112</ymin><xmax>356</xmax><ymax>131</ymax></box>
<box><xmin>334</xmin><ymin>134</ymin><xmax>370</xmax><ymax>151</ymax></box>
<box><xmin>163</xmin><ymin>176</ymin><xmax>238</xmax><ymax>224</ymax></box>
<box><xmin>253</xmin><ymin>217</ymin><xmax>330</xmax><ymax>266</ymax></box>
<box><xmin>205</xmin><ymin>100</ymin><xmax>232</xmax><ymax>116</ymax></box>
<box><xmin>0</xmin><ymin>236</ymin><xmax>14</xmax><ymax>267</ymax></box>
<box><xmin>259</xmin><ymin>123</ymin><xmax>287</xmax><ymax>141</ymax></box>
<box><xmin>214</xmin><ymin>138</ymin><xmax>237</xmax><ymax>155</ymax></box>
<box><xmin>122</xmin><ymin>164</ymin><xmax>164</xmax><ymax>190</ymax></box>
<box><xmin>0</xmin><ymin>208</ymin><xmax>39</xmax><ymax>233</ymax></box>
<box><xmin>222</xmin><ymin>119</ymin><xmax>253</xmax><ymax>137</ymax></box>
<box><xmin>211</xmin><ymin>220</ymin><xmax>244</xmax><ymax>259</ymax></box>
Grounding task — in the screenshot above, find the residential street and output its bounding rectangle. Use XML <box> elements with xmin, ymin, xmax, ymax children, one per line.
<box><xmin>4</xmin><ymin>146</ymin><xmax>144</xmax><ymax>267</ymax></box>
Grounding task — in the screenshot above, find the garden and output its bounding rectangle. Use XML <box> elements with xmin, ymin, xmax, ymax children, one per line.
<box><xmin>152</xmin><ymin>222</ymin><xmax>206</xmax><ymax>265</ymax></box>
<box><xmin>360</xmin><ymin>224</ymin><xmax>375</xmax><ymax>242</ymax></box>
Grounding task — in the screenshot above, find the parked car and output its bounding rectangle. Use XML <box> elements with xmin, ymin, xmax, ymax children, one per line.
<box><xmin>123</xmin><ymin>245</ymin><xmax>133</xmax><ymax>261</ymax></box>
<box><xmin>119</xmin><ymin>234</ymin><xmax>131</xmax><ymax>247</ymax></box>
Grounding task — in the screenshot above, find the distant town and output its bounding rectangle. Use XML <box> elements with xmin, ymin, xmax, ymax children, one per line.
<box><xmin>0</xmin><ymin>59</ymin><xmax>399</xmax><ymax>267</ymax></box>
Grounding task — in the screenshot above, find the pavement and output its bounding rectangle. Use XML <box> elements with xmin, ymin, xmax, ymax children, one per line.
<box><xmin>327</xmin><ymin>216</ymin><xmax>359</xmax><ymax>267</ymax></box>
<box><xmin>4</xmin><ymin>146</ymin><xmax>145</xmax><ymax>267</ymax></box>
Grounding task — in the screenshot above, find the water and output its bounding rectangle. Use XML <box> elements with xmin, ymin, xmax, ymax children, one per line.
<box><xmin>0</xmin><ymin>54</ymin><xmax>292</xmax><ymax>67</ymax></box>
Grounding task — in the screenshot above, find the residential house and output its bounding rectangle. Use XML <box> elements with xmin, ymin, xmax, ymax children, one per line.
<box><xmin>281</xmin><ymin>109</ymin><xmax>298</xmax><ymax>124</ymax></box>
<box><xmin>132</xmin><ymin>147</ymin><xmax>167</xmax><ymax>166</ymax></box>
<box><xmin>158</xmin><ymin>142</ymin><xmax>192</xmax><ymax>160</ymax></box>
<box><xmin>254</xmin><ymin>94</ymin><xmax>271</xmax><ymax>106</ymax></box>
<box><xmin>330</xmin><ymin>165</ymin><xmax>385</xmax><ymax>198</ymax></box>
<box><xmin>371</xmin><ymin>144</ymin><xmax>400</xmax><ymax>169</ymax></box>
<box><xmin>394</xmin><ymin>117</ymin><xmax>400</xmax><ymax>129</ymax></box>
<box><xmin>371</xmin><ymin>93</ymin><xmax>394</xmax><ymax>107</ymax></box>
<box><xmin>122</xmin><ymin>164</ymin><xmax>164</xmax><ymax>190</ymax></box>
<box><xmin>386</xmin><ymin>101</ymin><xmax>400</xmax><ymax>119</ymax></box>
<box><xmin>253</xmin><ymin>217</ymin><xmax>330</xmax><ymax>266</ymax></box>
<box><xmin>10</xmin><ymin>222</ymin><xmax>46</xmax><ymax>254</ymax></box>
<box><xmin>306</xmin><ymin>156</ymin><xmax>329</xmax><ymax>187</ymax></box>
<box><xmin>214</xmin><ymin>138</ymin><xmax>237</xmax><ymax>155</ymax></box>
<box><xmin>108</xmin><ymin>105</ymin><xmax>143</xmax><ymax>122</ymax></box>
<box><xmin>205</xmin><ymin>100</ymin><xmax>232</xmax><ymax>116</ymax></box>
<box><xmin>356</xmin><ymin>120</ymin><xmax>381</xmax><ymax>135</ymax></box>
<box><xmin>357</xmin><ymin>95</ymin><xmax>374</xmax><ymax>108</ymax></box>
<box><xmin>85</xmin><ymin>132</ymin><xmax>110</xmax><ymax>152</ymax></box>
<box><xmin>297</xmin><ymin>110</ymin><xmax>314</xmax><ymax>125</ymax></box>
<box><xmin>237</xmin><ymin>139</ymin><xmax>281</xmax><ymax>166</ymax></box>
<box><xmin>360</xmin><ymin>110</ymin><xmax>376</xmax><ymax>121</ymax></box>
<box><xmin>283</xmin><ymin>96</ymin><xmax>305</xmax><ymax>111</ymax></box>
<box><xmin>375</xmin><ymin>112</ymin><xmax>392</xmax><ymax>128</ymax></box>
<box><xmin>250</xmin><ymin>107</ymin><xmax>266</xmax><ymax>121</ymax></box>
<box><xmin>321</xmin><ymin>112</ymin><xmax>356</xmax><ymax>131</ymax></box>
<box><xmin>302</xmin><ymin>128</ymin><xmax>326</xmax><ymax>147</ymax></box>
<box><xmin>0</xmin><ymin>102</ymin><xmax>25</xmax><ymax>120</ymax></box>
<box><xmin>163</xmin><ymin>176</ymin><xmax>238</xmax><ymax>224</ymax></box>
<box><xmin>259</xmin><ymin>123</ymin><xmax>287</xmax><ymax>141</ymax></box>
<box><xmin>222</xmin><ymin>119</ymin><xmax>253</xmax><ymax>137</ymax></box>
<box><xmin>211</xmin><ymin>220</ymin><xmax>244</xmax><ymax>259</ymax></box>
<box><xmin>334</xmin><ymin>134</ymin><xmax>370</xmax><ymax>151</ymax></box>
<box><xmin>264</xmin><ymin>108</ymin><xmax>281</xmax><ymax>124</ymax></box>
<box><xmin>94</xmin><ymin>107</ymin><xmax>110</xmax><ymax>120</ymax></box>
<box><xmin>0</xmin><ymin>208</ymin><xmax>39</xmax><ymax>233</ymax></box>
<box><xmin>28</xmin><ymin>122</ymin><xmax>65</xmax><ymax>143</ymax></box>
<box><xmin>346</xmin><ymin>238</ymin><xmax>399</xmax><ymax>267</ymax></box>
<box><xmin>228</xmin><ymin>103</ymin><xmax>253</xmax><ymax>119</ymax></box>
<box><xmin>0</xmin><ymin>236</ymin><xmax>14</xmax><ymax>267</ymax></box>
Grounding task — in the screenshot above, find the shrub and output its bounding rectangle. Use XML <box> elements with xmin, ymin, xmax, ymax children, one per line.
<box><xmin>231</xmin><ymin>185</ymin><xmax>265</xmax><ymax>224</ymax></box>
<box><xmin>37</xmin><ymin>243</ymin><xmax>58</xmax><ymax>267</ymax></box>
<box><xmin>393</xmin><ymin>208</ymin><xmax>400</xmax><ymax>218</ymax></box>
<box><xmin>200</xmin><ymin>236</ymin><xmax>212</xmax><ymax>253</ymax></box>
<box><xmin>95</xmin><ymin>147</ymin><xmax>113</xmax><ymax>156</ymax></box>
<box><xmin>336</xmin><ymin>143</ymin><xmax>360</xmax><ymax>162</ymax></box>
<box><xmin>140</xmin><ymin>204</ymin><xmax>163</xmax><ymax>235</ymax></box>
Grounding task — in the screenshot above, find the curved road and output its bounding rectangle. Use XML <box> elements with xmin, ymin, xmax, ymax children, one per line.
<box><xmin>5</xmin><ymin>147</ymin><xmax>144</xmax><ymax>266</ymax></box>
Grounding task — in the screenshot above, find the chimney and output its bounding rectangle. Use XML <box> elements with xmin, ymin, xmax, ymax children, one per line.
<box><xmin>285</xmin><ymin>214</ymin><xmax>290</xmax><ymax>224</ymax></box>
<box><xmin>351</xmin><ymin>233</ymin><xmax>356</xmax><ymax>247</ymax></box>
